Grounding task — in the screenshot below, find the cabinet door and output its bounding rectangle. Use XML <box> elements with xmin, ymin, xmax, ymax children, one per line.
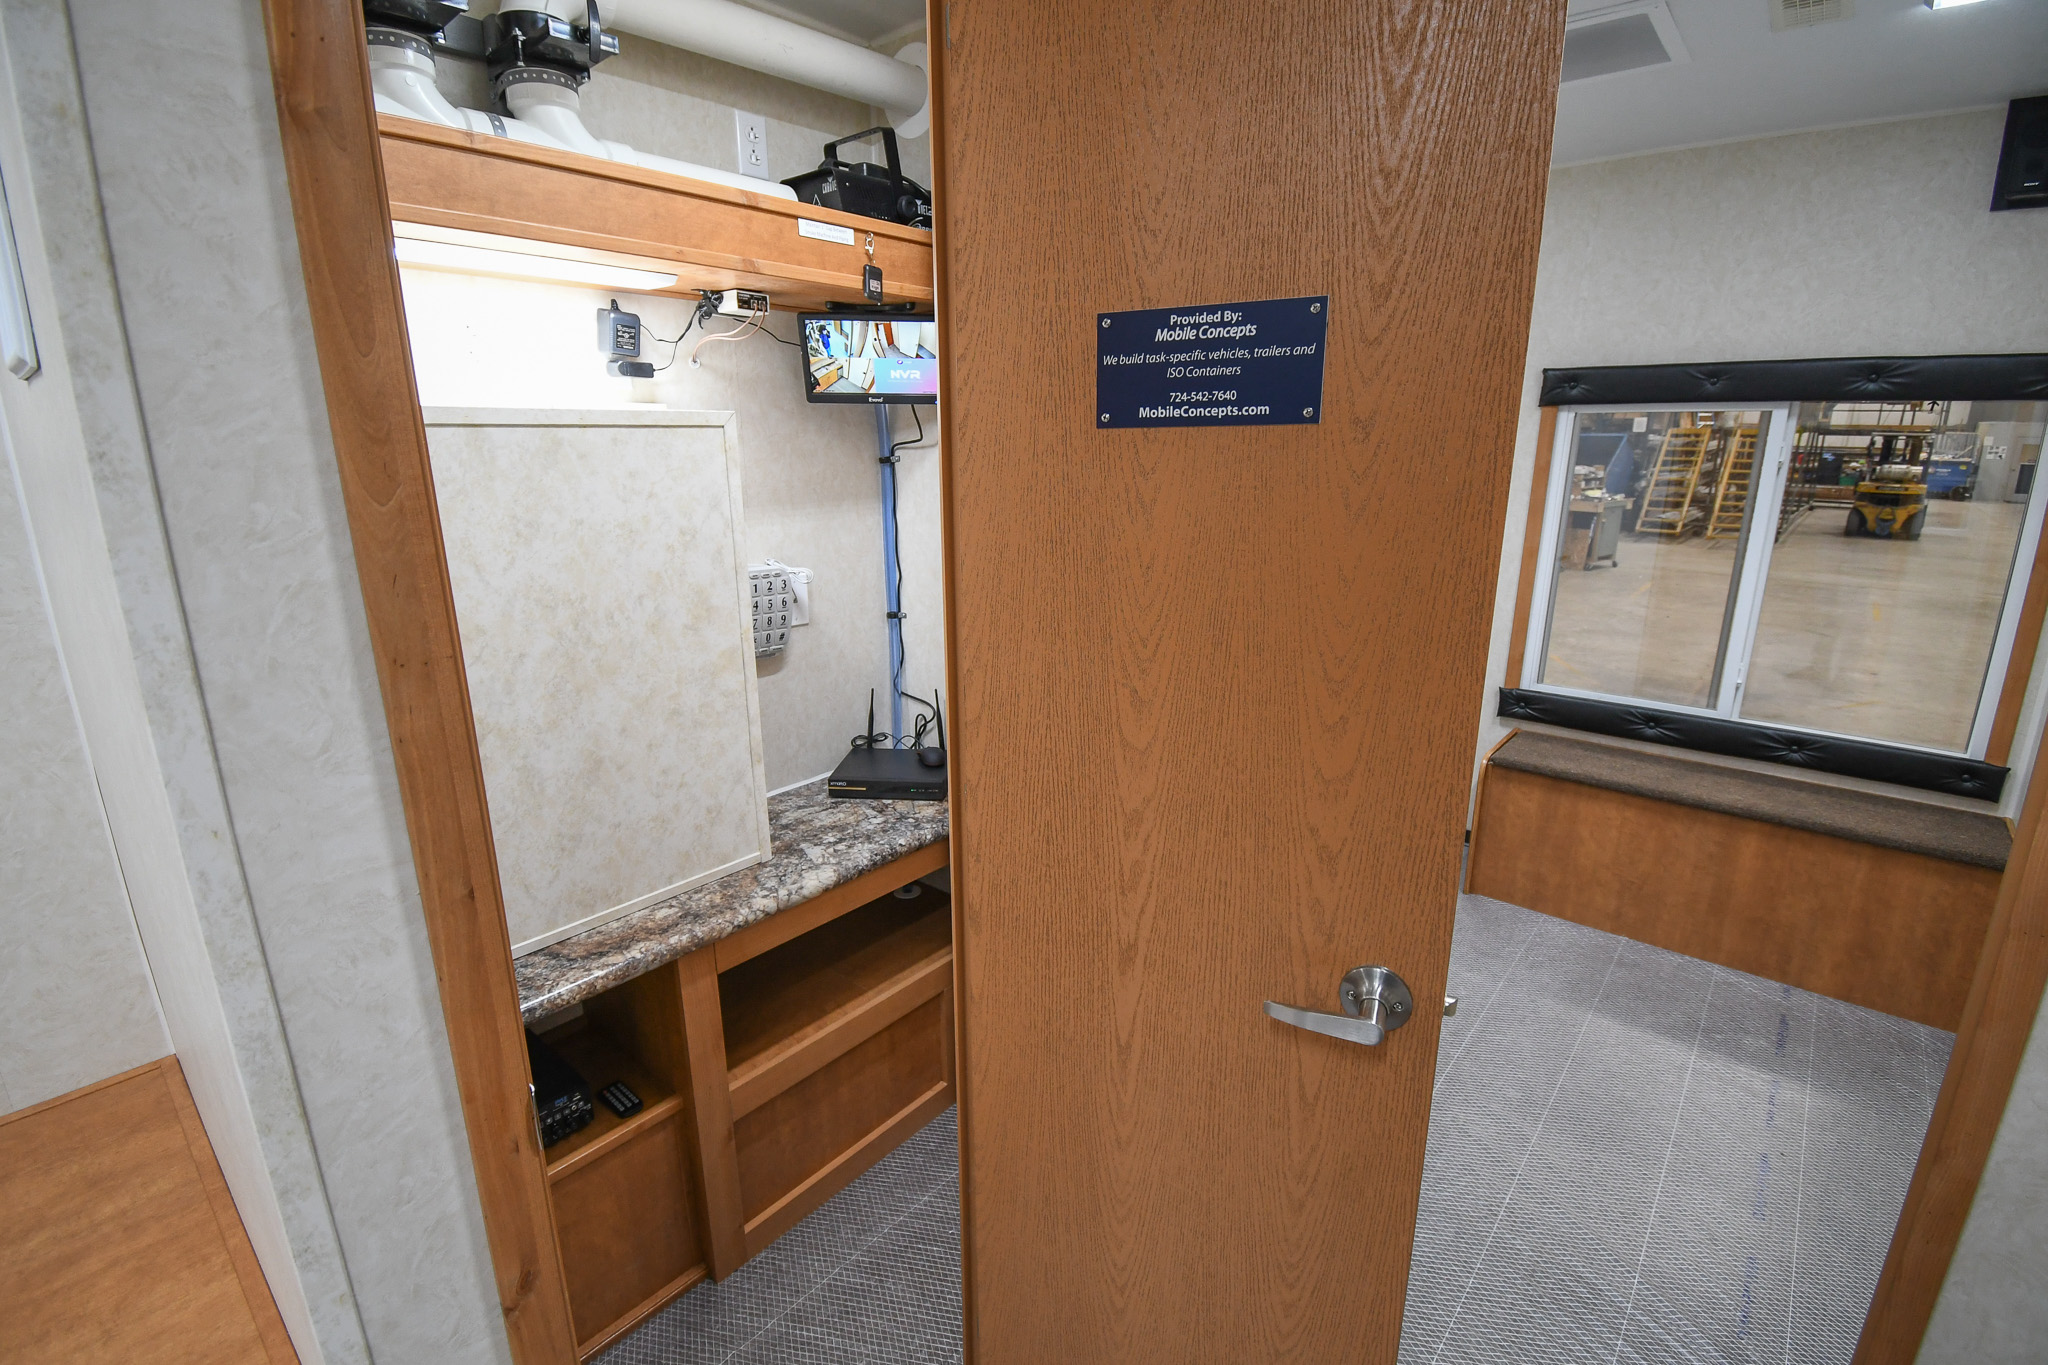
<box><xmin>550</xmin><ymin>1111</ymin><xmax>702</xmax><ymax>1348</ymax></box>
<box><xmin>425</xmin><ymin>409</ymin><xmax>770</xmax><ymax>954</ymax></box>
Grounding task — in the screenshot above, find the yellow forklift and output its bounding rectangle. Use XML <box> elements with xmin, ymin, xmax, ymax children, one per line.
<box><xmin>1846</xmin><ymin>461</ymin><xmax>1929</xmax><ymax>540</ymax></box>
<box><xmin>1843</xmin><ymin>419</ymin><xmax>1938</xmax><ymax>540</ymax></box>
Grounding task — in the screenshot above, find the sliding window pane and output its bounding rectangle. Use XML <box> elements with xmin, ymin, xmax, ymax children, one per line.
<box><xmin>1538</xmin><ymin>410</ymin><xmax>1768</xmax><ymax>709</ymax></box>
<box><xmin>1742</xmin><ymin>401</ymin><xmax>2047</xmax><ymax>752</ymax></box>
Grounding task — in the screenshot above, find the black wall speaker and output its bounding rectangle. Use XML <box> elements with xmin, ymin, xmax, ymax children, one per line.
<box><xmin>1991</xmin><ymin>96</ymin><xmax>2048</xmax><ymax>212</ymax></box>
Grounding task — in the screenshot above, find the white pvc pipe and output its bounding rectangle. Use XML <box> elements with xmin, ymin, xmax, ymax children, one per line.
<box><xmin>502</xmin><ymin>80</ymin><xmax>610</xmax><ymax>157</ymax></box>
<box><xmin>367</xmin><ymin>40</ymin><xmax>467</xmax><ymax>127</ymax></box>
<box><xmin>368</xmin><ymin>42</ymin><xmax>573</xmax><ymax>151</ymax></box>
<box><xmin>601</xmin><ymin>0</ymin><xmax>927</xmax><ymax>118</ymax></box>
<box><xmin>368</xmin><ymin>36</ymin><xmax>797</xmax><ymax>199</ymax></box>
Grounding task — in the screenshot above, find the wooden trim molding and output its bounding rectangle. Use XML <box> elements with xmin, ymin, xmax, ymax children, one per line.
<box><xmin>258</xmin><ymin>3</ymin><xmax>577</xmax><ymax>1361</ymax></box>
<box><xmin>675</xmin><ymin>951</ymin><xmax>748</xmax><ymax>1280</ymax></box>
<box><xmin>1502</xmin><ymin>406</ymin><xmax>1557</xmax><ymax>689</ymax></box>
<box><xmin>1853</xmin><ymin>737</ymin><xmax>2048</xmax><ymax>1362</ymax></box>
<box><xmin>713</xmin><ymin>839</ymin><xmax>949</xmax><ymax>972</ymax></box>
<box><xmin>1986</xmin><ymin>518</ymin><xmax>2048</xmax><ymax>765</ymax></box>
<box><xmin>925</xmin><ymin>1</ymin><xmax>977</xmax><ymax>1356</ymax></box>
<box><xmin>158</xmin><ymin>1058</ymin><xmax>300</xmax><ymax>1364</ymax></box>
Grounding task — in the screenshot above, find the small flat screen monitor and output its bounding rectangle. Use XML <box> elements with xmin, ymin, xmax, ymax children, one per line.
<box><xmin>800</xmin><ymin>313</ymin><xmax>937</xmax><ymax>404</ymax></box>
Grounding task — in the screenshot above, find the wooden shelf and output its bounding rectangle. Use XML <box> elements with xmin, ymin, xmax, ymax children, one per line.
<box><xmin>536</xmin><ymin>1022</ymin><xmax>682</xmax><ymax>1181</ymax></box>
<box><xmin>720</xmin><ymin>889</ymin><xmax>952</xmax><ymax>1117</ymax></box>
<box><xmin>518</xmin><ymin>846</ymin><xmax>952</xmax><ymax>1332</ymax></box>
<box><xmin>377</xmin><ymin>114</ymin><xmax>933</xmax><ymax>311</ymax></box>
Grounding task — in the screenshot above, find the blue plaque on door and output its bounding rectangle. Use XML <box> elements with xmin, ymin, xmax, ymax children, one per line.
<box><xmin>1096</xmin><ymin>295</ymin><xmax>1328</xmax><ymax>429</ymax></box>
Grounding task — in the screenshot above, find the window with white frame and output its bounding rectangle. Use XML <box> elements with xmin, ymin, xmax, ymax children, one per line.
<box><xmin>1522</xmin><ymin>399</ymin><xmax>2048</xmax><ymax>760</ymax></box>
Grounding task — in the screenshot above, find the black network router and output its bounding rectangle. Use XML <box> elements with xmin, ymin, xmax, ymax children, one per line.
<box><xmin>828</xmin><ymin>690</ymin><xmax>947</xmax><ymax>801</ymax></box>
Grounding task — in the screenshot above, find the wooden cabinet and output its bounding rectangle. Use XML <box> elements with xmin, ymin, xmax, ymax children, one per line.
<box><xmin>378</xmin><ymin>115</ymin><xmax>934</xmax><ymax>312</ymax></box>
<box><xmin>528</xmin><ymin>855</ymin><xmax>955</xmax><ymax>1358</ymax></box>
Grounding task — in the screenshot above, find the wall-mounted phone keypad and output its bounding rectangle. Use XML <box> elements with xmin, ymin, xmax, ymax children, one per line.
<box><xmin>749</xmin><ymin>566</ymin><xmax>793</xmax><ymax>656</ymax></box>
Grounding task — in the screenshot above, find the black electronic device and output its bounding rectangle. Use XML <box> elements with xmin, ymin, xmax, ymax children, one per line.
<box><xmin>782</xmin><ymin>127</ymin><xmax>931</xmax><ymax>228</ymax></box>
<box><xmin>597</xmin><ymin>300</ymin><xmax>656</xmax><ymax>378</ymax></box>
<box><xmin>829</xmin><ymin>745</ymin><xmax>947</xmax><ymax>801</ymax></box>
<box><xmin>483</xmin><ymin>3</ymin><xmax>618</xmax><ymax>105</ymax></box>
<box><xmin>1991</xmin><ymin>96</ymin><xmax>2048</xmax><ymax>212</ymax></box>
<box><xmin>364</xmin><ymin>0</ymin><xmax>467</xmax><ymax>35</ymax></box>
<box><xmin>597</xmin><ymin>1081</ymin><xmax>643</xmax><ymax>1118</ymax></box>
<box><xmin>526</xmin><ymin>1029</ymin><xmax>593</xmax><ymax>1147</ymax></box>
<box><xmin>598</xmin><ymin>300</ymin><xmax>641</xmax><ymax>358</ymax></box>
<box><xmin>916</xmin><ymin>689</ymin><xmax>946</xmax><ymax>769</ymax></box>
<box><xmin>829</xmin><ymin>690</ymin><xmax>946</xmax><ymax>800</ymax></box>
<box><xmin>799</xmin><ymin>312</ymin><xmax>937</xmax><ymax>404</ymax></box>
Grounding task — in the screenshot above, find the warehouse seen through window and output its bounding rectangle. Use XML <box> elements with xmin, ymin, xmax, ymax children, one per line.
<box><xmin>1530</xmin><ymin>399</ymin><xmax>2048</xmax><ymax>756</ymax></box>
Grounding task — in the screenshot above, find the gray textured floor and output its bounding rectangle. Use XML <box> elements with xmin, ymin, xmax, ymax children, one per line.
<box><xmin>602</xmin><ymin>894</ymin><xmax>1950</xmax><ymax>1364</ymax></box>
<box><xmin>597</xmin><ymin>1107</ymin><xmax>961</xmax><ymax>1365</ymax></box>
<box><xmin>1404</xmin><ymin>894</ymin><xmax>1952</xmax><ymax>1364</ymax></box>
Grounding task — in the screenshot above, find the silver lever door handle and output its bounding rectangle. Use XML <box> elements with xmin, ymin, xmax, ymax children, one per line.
<box><xmin>1264</xmin><ymin>966</ymin><xmax>1414</xmax><ymax>1047</ymax></box>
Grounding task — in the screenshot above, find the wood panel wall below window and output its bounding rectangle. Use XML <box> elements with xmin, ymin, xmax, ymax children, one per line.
<box><xmin>1467</xmin><ymin>765</ymin><xmax>1998</xmax><ymax>1031</ymax></box>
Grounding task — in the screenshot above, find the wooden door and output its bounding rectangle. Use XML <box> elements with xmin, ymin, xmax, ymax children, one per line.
<box><xmin>931</xmin><ymin>3</ymin><xmax>1563</xmax><ymax>1360</ymax></box>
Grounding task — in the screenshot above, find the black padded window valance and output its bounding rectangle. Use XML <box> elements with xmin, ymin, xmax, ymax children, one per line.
<box><xmin>1540</xmin><ymin>354</ymin><xmax>2048</xmax><ymax>407</ymax></box>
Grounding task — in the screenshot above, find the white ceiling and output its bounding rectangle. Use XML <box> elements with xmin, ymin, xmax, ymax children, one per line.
<box><xmin>1555</xmin><ymin>0</ymin><xmax>2048</xmax><ymax>165</ymax></box>
<box><xmin>735</xmin><ymin>1</ymin><xmax>2044</xmax><ymax>162</ymax></box>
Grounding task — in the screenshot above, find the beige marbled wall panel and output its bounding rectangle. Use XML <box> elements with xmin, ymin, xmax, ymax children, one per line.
<box><xmin>1477</xmin><ymin>109</ymin><xmax>2048</xmax><ymax>808</ymax></box>
<box><xmin>400</xmin><ymin>268</ymin><xmax>940</xmax><ymax>789</ymax></box>
<box><xmin>426</xmin><ymin>411</ymin><xmax>770</xmax><ymax>953</ymax></box>
<box><xmin>0</xmin><ymin>447</ymin><xmax>168</xmax><ymax>1114</ymax></box>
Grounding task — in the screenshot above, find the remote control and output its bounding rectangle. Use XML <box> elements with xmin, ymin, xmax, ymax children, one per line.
<box><xmin>598</xmin><ymin>1081</ymin><xmax>642</xmax><ymax>1118</ymax></box>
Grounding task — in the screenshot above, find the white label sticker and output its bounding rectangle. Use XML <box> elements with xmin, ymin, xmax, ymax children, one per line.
<box><xmin>797</xmin><ymin>218</ymin><xmax>858</xmax><ymax>246</ymax></box>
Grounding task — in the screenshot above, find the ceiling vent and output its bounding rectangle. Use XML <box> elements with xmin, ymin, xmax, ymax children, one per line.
<box><xmin>1768</xmin><ymin>0</ymin><xmax>1855</xmax><ymax>31</ymax></box>
<box><xmin>1561</xmin><ymin>1</ymin><xmax>1692</xmax><ymax>84</ymax></box>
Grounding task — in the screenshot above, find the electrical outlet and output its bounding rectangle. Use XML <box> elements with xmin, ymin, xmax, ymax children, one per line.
<box><xmin>734</xmin><ymin>110</ymin><xmax>768</xmax><ymax>179</ymax></box>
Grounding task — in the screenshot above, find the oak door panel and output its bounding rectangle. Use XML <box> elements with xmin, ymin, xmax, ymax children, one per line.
<box><xmin>933</xmin><ymin>2</ymin><xmax>1565</xmax><ymax>1360</ymax></box>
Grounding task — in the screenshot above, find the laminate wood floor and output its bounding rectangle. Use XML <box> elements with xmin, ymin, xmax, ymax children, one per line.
<box><xmin>0</xmin><ymin>1058</ymin><xmax>297</xmax><ymax>1363</ymax></box>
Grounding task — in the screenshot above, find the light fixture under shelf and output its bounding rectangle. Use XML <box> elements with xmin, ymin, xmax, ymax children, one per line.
<box><xmin>392</xmin><ymin>223</ymin><xmax>679</xmax><ymax>291</ymax></box>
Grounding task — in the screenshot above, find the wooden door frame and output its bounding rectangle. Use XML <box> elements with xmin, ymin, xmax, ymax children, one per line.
<box><xmin>254</xmin><ymin>2</ymin><xmax>2046</xmax><ymax>1362</ymax></box>
<box><xmin>1852</xmin><ymin>737</ymin><xmax>2048</xmax><ymax>1361</ymax></box>
<box><xmin>259</xmin><ymin>3</ymin><xmax>578</xmax><ymax>1363</ymax></box>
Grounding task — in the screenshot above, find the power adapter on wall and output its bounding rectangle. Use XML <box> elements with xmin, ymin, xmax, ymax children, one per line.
<box><xmin>597</xmin><ymin>299</ymin><xmax>653</xmax><ymax>377</ymax></box>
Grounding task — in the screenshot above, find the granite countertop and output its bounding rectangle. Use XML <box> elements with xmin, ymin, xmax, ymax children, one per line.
<box><xmin>516</xmin><ymin>780</ymin><xmax>949</xmax><ymax>1023</ymax></box>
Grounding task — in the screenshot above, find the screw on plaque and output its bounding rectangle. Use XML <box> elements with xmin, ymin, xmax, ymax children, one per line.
<box><xmin>1100</xmin><ymin>413</ymin><xmax>1110</xmax><ymax>422</ymax></box>
<box><xmin>1101</xmin><ymin>317</ymin><xmax>1111</xmax><ymax>328</ymax></box>
<box><xmin>1310</xmin><ymin>302</ymin><xmax>1321</xmax><ymax>313</ymax></box>
<box><xmin>1303</xmin><ymin>408</ymin><xmax>1315</xmax><ymax>417</ymax></box>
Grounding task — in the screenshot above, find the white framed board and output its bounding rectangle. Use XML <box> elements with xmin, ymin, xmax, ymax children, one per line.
<box><xmin>423</xmin><ymin>408</ymin><xmax>771</xmax><ymax>955</ymax></box>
